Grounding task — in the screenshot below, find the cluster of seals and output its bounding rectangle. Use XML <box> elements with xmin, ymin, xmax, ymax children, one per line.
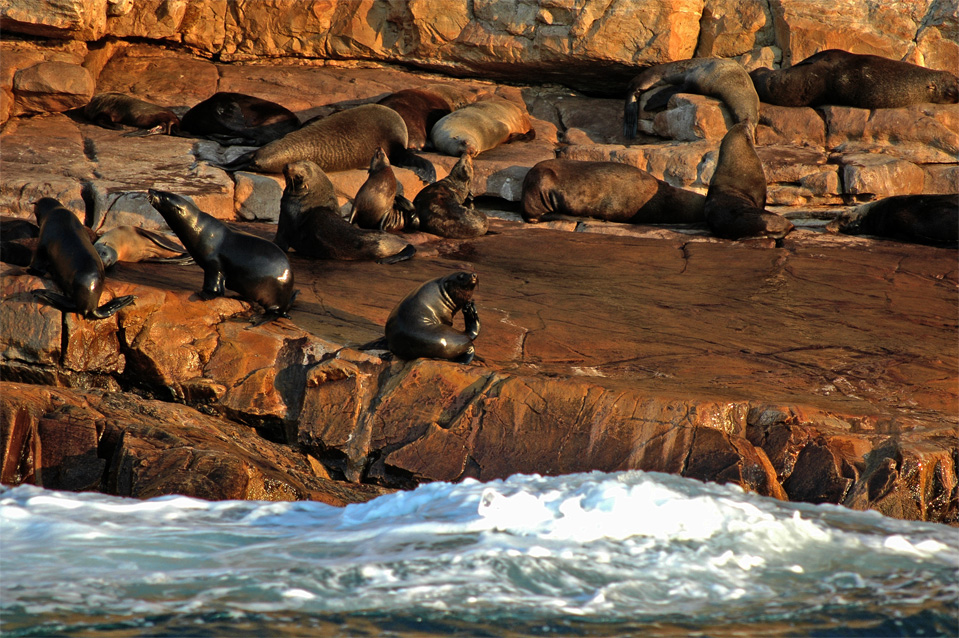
<box><xmin>84</xmin><ymin>92</ymin><xmax>180</xmax><ymax>135</ymax></box>
<box><xmin>412</xmin><ymin>153</ymin><xmax>488</xmax><ymax>238</ymax></box>
<box><xmin>277</xmin><ymin>160</ymin><xmax>415</xmax><ymax>263</ymax></box>
<box><xmin>431</xmin><ymin>97</ymin><xmax>535</xmax><ymax>157</ymax></box>
<box><xmin>521</xmin><ymin>158</ymin><xmax>706</xmax><ymax>224</ymax></box>
<box><xmin>29</xmin><ymin>198</ymin><xmax>136</xmax><ymax>320</ymax></box>
<box><xmin>94</xmin><ymin>226</ymin><xmax>192</xmax><ymax>269</ymax></box>
<box><xmin>826</xmin><ymin>194</ymin><xmax>959</xmax><ymax>246</ymax></box>
<box><xmin>624</xmin><ymin>58</ymin><xmax>759</xmax><ymax>139</ymax></box>
<box><xmin>348</xmin><ymin>148</ymin><xmax>417</xmax><ymax>233</ymax></box>
<box><xmin>180</xmin><ymin>92</ymin><xmax>300</xmax><ymax>146</ymax></box>
<box><xmin>148</xmin><ymin>190</ymin><xmax>296</xmax><ymax>321</ymax></box>
<box><xmin>705</xmin><ymin>123</ymin><xmax>794</xmax><ymax>241</ymax></box>
<box><xmin>750</xmin><ymin>50</ymin><xmax>959</xmax><ymax>108</ymax></box>
<box><xmin>385</xmin><ymin>271</ymin><xmax>480</xmax><ymax>364</ymax></box>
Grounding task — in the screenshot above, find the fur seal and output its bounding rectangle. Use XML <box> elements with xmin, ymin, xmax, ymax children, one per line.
<box><xmin>277</xmin><ymin>160</ymin><xmax>415</xmax><ymax>263</ymax></box>
<box><xmin>521</xmin><ymin>158</ymin><xmax>706</xmax><ymax>224</ymax></box>
<box><xmin>223</xmin><ymin>103</ymin><xmax>436</xmax><ymax>183</ymax></box>
<box><xmin>94</xmin><ymin>226</ymin><xmax>192</xmax><ymax>269</ymax></box>
<box><xmin>147</xmin><ymin>190</ymin><xmax>296</xmax><ymax>320</ymax></box>
<box><xmin>377</xmin><ymin>88</ymin><xmax>454</xmax><ymax>150</ymax></box>
<box><xmin>385</xmin><ymin>271</ymin><xmax>480</xmax><ymax>364</ymax></box>
<box><xmin>705</xmin><ymin>123</ymin><xmax>794</xmax><ymax>240</ymax></box>
<box><xmin>750</xmin><ymin>50</ymin><xmax>959</xmax><ymax>108</ymax></box>
<box><xmin>431</xmin><ymin>97</ymin><xmax>535</xmax><ymax>157</ymax></box>
<box><xmin>28</xmin><ymin>198</ymin><xmax>136</xmax><ymax>319</ymax></box>
<box><xmin>826</xmin><ymin>194</ymin><xmax>958</xmax><ymax>246</ymax></box>
<box><xmin>348</xmin><ymin>148</ymin><xmax>417</xmax><ymax>233</ymax></box>
<box><xmin>180</xmin><ymin>92</ymin><xmax>300</xmax><ymax>146</ymax></box>
<box><xmin>84</xmin><ymin>92</ymin><xmax>180</xmax><ymax>135</ymax></box>
<box><xmin>0</xmin><ymin>217</ymin><xmax>40</xmax><ymax>267</ymax></box>
<box><xmin>412</xmin><ymin>153</ymin><xmax>488</xmax><ymax>238</ymax></box>
<box><xmin>624</xmin><ymin>58</ymin><xmax>759</xmax><ymax>139</ymax></box>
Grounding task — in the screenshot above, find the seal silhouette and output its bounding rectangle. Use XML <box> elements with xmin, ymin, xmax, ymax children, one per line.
<box><xmin>180</xmin><ymin>92</ymin><xmax>300</xmax><ymax>146</ymax></box>
<box><xmin>826</xmin><ymin>194</ymin><xmax>958</xmax><ymax>246</ymax></box>
<box><xmin>84</xmin><ymin>92</ymin><xmax>180</xmax><ymax>135</ymax></box>
<box><xmin>148</xmin><ymin>190</ymin><xmax>296</xmax><ymax>321</ymax></box>
<box><xmin>348</xmin><ymin>148</ymin><xmax>416</xmax><ymax>233</ymax></box>
<box><xmin>94</xmin><ymin>226</ymin><xmax>192</xmax><ymax>269</ymax></box>
<box><xmin>431</xmin><ymin>98</ymin><xmax>535</xmax><ymax>156</ymax></box>
<box><xmin>413</xmin><ymin>153</ymin><xmax>488</xmax><ymax>238</ymax></box>
<box><xmin>385</xmin><ymin>271</ymin><xmax>480</xmax><ymax>364</ymax></box>
<box><xmin>29</xmin><ymin>198</ymin><xmax>136</xmax><ymax>319</ymax></box>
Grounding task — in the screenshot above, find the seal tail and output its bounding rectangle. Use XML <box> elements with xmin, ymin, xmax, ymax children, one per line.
<box><xmin>391</xmin><ymin>148</ymin><xmax>436</xmax><ymax>184</ymax></box>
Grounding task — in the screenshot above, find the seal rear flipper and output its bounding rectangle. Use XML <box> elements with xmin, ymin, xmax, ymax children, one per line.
<box><xmin>89</xmin><ymin>295</ymin><xmax>136</xmax><ymax>320</ymax></box>
<box><xmin>122</xmin><ymin>124</ymin><xmax>167</xmax><ymax>138</ymax></box>
<box><xmin>214</xmin><ymin>150</ymin><xmax>256</xmax><ymax>172</ymax></box>
<box><xmin>376</xmin><ymin>243</ymin><xmax>416</xmax><ymax>265</ymax></box>
<box><xmin>391</xmin><ymin>149</ymin><xmax>436</xmax><ymax>184</ymax></box>
<box><xmin>32</xmin><ymin>289</ymin><xmax>77</xmax><ymax>312</ymax></box>
<box><xmin>453</xmin><ymin>346</ymin><xmax>476</xmax><ymax>365</ymax></box>
<box><xmin>643</xmin><ymin>85</ymin><xmax>683</xmax><ymax>112</ymax></box>
<box><xmin>357</xmin><ymin>336</ymin><xmax>389</xmax><ymax>351</ymax></box>
<box><xmin>1</xmin><ymin>241</ymin><xmax>34</xmax><ymax>267</ymax></box>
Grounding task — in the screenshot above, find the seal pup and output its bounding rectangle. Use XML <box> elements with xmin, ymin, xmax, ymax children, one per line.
<box><xmin>385</xmin><ymin>271</ymin><xmax>480</xmax><ymax>364</ymax></box>
<box><xmin>624</xmin><ymin>58</ymin><xmax>759</xmax><ymax>139</ymax></box>
<box><xmin>222</xmin><ymin>103</ymin><xmax>436</xmax><ymax>183</ymax></box>
<box><xmin>147</xmin><ymin>190</ymin><xmax>296</xmax><ymax>321</ymax></box>
<box><xmin>430</xmin><ymin>97</ymin><xmax>535</xmax><ymax>157</ymax></box>
<box><xmin>94</xmin><ymin>226</ymin><xmax>192</xmax><ymax>269</ymax></box>
<box><xmin>84</xmin><ymin>92</ymin><xmax>180</xmax><ymax>136</ymax></box>
<box><xmin>750</xmin><ymin>50</ymin><xmax>959</xmax><ymax>108</ymax></box>
<box><xmin>705</xmin><ymin>123</ymin><xmax>794</xmax><ymax>241</ymax></box>
<box><xmin>28</xmin><ymin>198</ymin><xmax>136</xmax><ymax>319</ymax></box>
<box><xmin>180</xmin><ymin>92</ymin><xmax>300</xmax><ymax>146</ymax></box>
<box><xmin>522</xmin><ymin>158</ymin><xmax>706</xmax><ymax>224</ymax></box>
<box><xmin>826</xmin><ymin>194</ymin><xmax>958</xmax><ymax>246</ymax></box>
<box><xmin>348</xmin><ymin>148</ymin><xmax>417</xmax><ymax>233</ymax></box>
<box><xmin>277</xmin><ymin>160</ymin><xmax>415</xmax><ymax>263</ymax></box>
<box><xmin>412</xmin><ymin>153</ymin><xmax>488</xmax><ymax>238</ymax></box>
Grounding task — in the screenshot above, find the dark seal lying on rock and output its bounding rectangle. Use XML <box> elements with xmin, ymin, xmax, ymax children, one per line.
<box><xmin>94</xmin><ymin>226</ymin><xmax>192</xmax><ymax>269</ymax></box>
<box><xmin>521</xmin><ymin>158</ymin><xmax>706</xmax><ymax>224</ymax></box>
<box><xmin>348</xmin><ymin>148</ymin><xmax>417</xmax><ymax>233</ymax></box>
<box><xmin>826</xmin><ymin>194</ymin><xmax>959</xmax><ymax>246</ymax></box>
<box><xmin>750</xmin><ymin>50</ymin><xmax>959</xmax><ymax>108</ymax></box>
<box><xmin>84</xmin><ymin>92</ymin><xmax>180</xmax><ymax>135</ymax></box>
<box><xmin>385</xmin><ymin>271</ymin><xmax>481</xmax><ymax>364</ymax></box>
<box><xmin>148</xmin><ymin>190</ymin><xmax>296</xmax><ymax>321</ymax></box>
<box><xmin>277</xmin><ymin>160</ymin><xmax>415</xmax><ymax>263</ymax></box>
<box><xmin>377</xmin><ymin>88</ymin><xmax>455</xmax><ymax>150</ymax></box>
<box><xmin>412</xmin><ymin>153</ymin><xmax>488</xmax><ymax>238</ymax></box>
<box><xmin>180</xmin><ymin>92</ymin><xmax>300</xmax><ymax>146</ymax></box>
<box><xmin>29</xmin><ymin>198</ymin><xmax>136</xmax><ymax>319</ymax></box>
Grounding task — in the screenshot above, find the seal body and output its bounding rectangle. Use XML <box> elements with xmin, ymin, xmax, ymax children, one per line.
<box><xmin>180</xmin><ymin>92</ymin><xmax>300</xmax><ymax>146</ymax></box>
<box><xmin>84</xmin><ymin>92</ymin><xmax>180</xmax><ymax>134</ymax></box>
<box><xmin>385</xmin><ymin>271</ymin><xmax>480</xmax><ymax>363</ymax></box>
<box><xmin>705</xmin><ymin>123</ymin><xmax>794</xmax><ymax>240</ymax></box>
<box><xmin>826</xmin><ymin>194</ymin><xmax>959</xmax><ymax>246</ymax></box>
<box><xmin>522</xmin><ymin>159</ymin><xmax>706</xmax><ymax>224</ymax></box>
<box><xmin>413</xmin><ymin>153</ymin><xmax>488</xmax><ymax>238</ymax></box>
<box><xmin>348</xmin><ymin>148</ymin><xmax>415</xmax><ymax>232</ymax></box>
<box><xmin>377</xmin><ymin>89</ymin><xmax>454</xmax><ymax>150</ymax></box>
<box><xmin>750</xmin><ymin>50</ymin><xmax>959</xmax><ymax>108</ymax></box>
<box><xmin>29</xmin><ymin>198</ymin><xmax>136</xmax><ymax>319</ymax></box>
<box><xmin>431</xmin><ymin>98</ymin><xmax>535</xmax><ymax>156</ymax></box>
<box><xmin>94</xmin><ymin>226</ymin><xmax>191</xmax><ymax>269</ymax></box>
<box><xmin>278</xmin><ymin>161</ymin><xmax>415</xmax><ymax>263</ymax></box>
<box><xmin>147</xmin><ymin>190</ymin><xmax>295</xmax><ymax>319</ymax></box>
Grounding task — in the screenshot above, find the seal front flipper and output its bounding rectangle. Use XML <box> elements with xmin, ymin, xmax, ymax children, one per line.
<box><xmin>376</xmin><ymin>244</ymin><xmax>416</xmax><ymax>264</ymax></box>
<box><xmin>32</xmin><ymin>289</ymin><xmax>78</xmax><ymax>312</ymax></box>
<box><xmin>461</xmin><ymin>301</ymin><xmax>480</xmax><ymax>341</ymax></box>
<box><xmin>454</xmin><ymin>345</ymin><xmax>476</xmax><ymax>365</ymax></box>
<box><xmin>199</xmin><ymin>268</ymin><xmax>227</xmax><ymax>299</ymax></box>
<box><xmin>89</xmin><ymin>295</ymin><xmax>136</xmax><ymax>319</ymax></box>
<box><xmin>391</xmin><ymin>148</ymin><xmax>436</xmax><ymax>183</ymax></box>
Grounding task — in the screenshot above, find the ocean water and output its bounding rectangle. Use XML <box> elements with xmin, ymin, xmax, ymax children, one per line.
<box><xmin>1</xmin><ymin>471</ymin><xmax>956</xmax><ymax>637</ymax></box>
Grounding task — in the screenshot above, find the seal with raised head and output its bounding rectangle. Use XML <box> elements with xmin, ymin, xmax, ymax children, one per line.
<box><xmin>826</xmin><ymin>193</ymin><xmax>958</xmax><ymax>246</ymax></box>
<box><xmin>223</xmin><ymin>103</ymin><xmax>436</xmax><ymax>183</ymax></box>
<box><xmin>522</xmin><ymin>158</ymin><xmax>706</xmax><ymax>224</ymax></box>
<box><xmin>277</xmin><ymin>160</ymin><xmax>415</xmax><ymax>263</ymax></box>
<box><xmin>180</xmin><ymin>92</ymin><xmax>300</xmax><ymax>146</ymax></box>
<box><xmin>624</xmin><ymin>58</ymin><xmax>759</xmax><ymax>139</ymax></box>
<box><xmin>94</xmin><ymin>226</ymin><xmax>192</xmax><ymax>269</ymax></box>
<box><xmin>705</xmin><ymin>123</ymin><xmax>794</xmax><ymax>240</ymax></box>
<box><xmin>348</xmin><ymin>148</ymin><xmax>417</xmax><ymax>233</ymax></box>
<box><xmin>147</xmin><ymin>190</ymin><xmax>296</xmax><ymax>321</ymax></box>
<box><xmin>28</xmin><ymin>198</ymin><xmax>136</xmax><ymax>319</ymax></box>
<box><xmin>385</xmin><ymin>271</ymin><xmax>480</xmax><ymax>364</ymax></box>
<box><xmin>431</xmin><ymin>97</ymin><xmax>535</xmax><ymax>157</ymax></box>
<box><xmin>412</xmin><ymin>153</ymin><xmax>488</xmax><ymax>238</ymax></box>
<box><xmin>750</xmin><ymin>49</ymin><xmax>959</xmax><ymax>108</ymax></box>
<box><xmin>84</xmin><ymin>92</ymin><xmax>180</xmax><ymax>135</ymax></box>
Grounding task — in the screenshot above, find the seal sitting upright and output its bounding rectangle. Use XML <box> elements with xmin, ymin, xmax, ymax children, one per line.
<box><xmin>29</xmin><ymin>198</ymin><xmax>136</xmax><ymax>320</ymax></box>
<box><xmin>148</xmin><ymin>190</ymin><xmax>296</xmax><ymax>321</ymax></box>
<box><xmin>348</xmin><ymin>148</ymin><xmax>417</xmax><ymax>233</ymax></box>
<box><xmin>412</xmin><ymin>153</ymin><xmax>488</xmax><ymax>238</ymax></box>
<box><xmin>385</xmin><ymin>271</ymin><xmax>480</xmax><ymax>364</ymax></box>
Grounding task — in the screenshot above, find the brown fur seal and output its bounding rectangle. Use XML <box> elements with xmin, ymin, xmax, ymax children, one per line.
<box><xmin>522</xmin><ymin>158</ymin><xmax>706</xmax><ymax>224</ymax></box>
<box><xmin>624</xmin><ymin>58</ymin><xmax>759</xmax><ymax>139</ymax></box>
<box><xmin>377</xmin><ymin>89</ymin><xmax>454</xmax><ymax>150</ymax></box>
<box><xmin>277</xmin><ymin>160</ymin><xmax>415</xmax><ymax>263</ymax></box>
<box><xmin>224</xmin><ymin>103</ymin><xmax>435</xmax><ymax>183</ymax></box>
<box><xmin>148</xmin><ymin>190</ymin><xmax>296</xmax><ymax>321</ymax></box>
<box><xmin>84</xmin><ymin>92</ymin><xmax>180</xmax><ymax>135</ymax></box>
<box><xmin>412</xmin><ymin>153</ymin><xmax>488</xmax><ymax>238</ymax></box>
<box><xmin>750</xmin><ymin>50</ymin><xmax>959</xmax><ymax>108</ymax></box>
<box><xmin>385</xmin><ymin>271</ymin><xmax>480</xmax><ymax>364</ymax></box>
<box><xmin>348</xmin><ymin>148</ymin><xmax>417</xmax><ymax>233</ymax></box>
<box><xmin>431</xmin><ymin>97</ymin><xmax>535</xmax><ymax>157</ymax></box>
<box><xmin>180</xmin><ymin>92</ymin><xmax>300</xmax><ymax>146</ymax></box>
<box><xmin>705</xmin><ymin>123</ymin><xmax>794</xmax><ymax>240</ymax></box>
<box><xmin>29</xmin><ymin>198</ymin><xmax>136</xmax><ymax>319</ymax></box>
<box><xmin>826</xmin><ymin>194</ymin><xmax>958</xmax><ymax>246</ymax></box>
<box><xmin>94</xmin><ymin>226</ymin><xmax>192</xmax><ymax>269</ymax></box>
